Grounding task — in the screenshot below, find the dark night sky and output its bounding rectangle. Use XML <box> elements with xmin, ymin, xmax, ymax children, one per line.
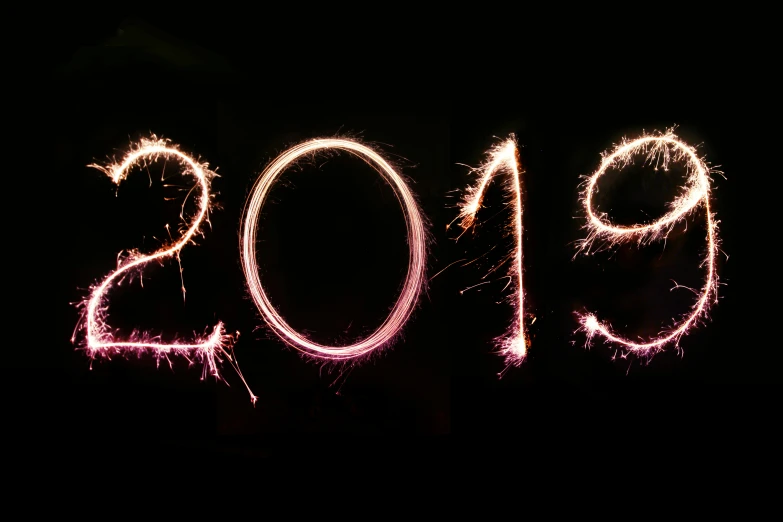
<box><xmin>18</xmin><ymin>11</ymin><xmax>767</xmax><ymax>466</ymax></box>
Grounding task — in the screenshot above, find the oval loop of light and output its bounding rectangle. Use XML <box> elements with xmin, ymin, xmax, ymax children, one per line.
<box><xmin>241</xmin><ymin>138</ymin><xmax>427</xmax><ymax>360</ymax></box>
<box><xmin>584</xmin><ymin>135</ymin><xmax>710</xmax><ymax>238</ymax></box>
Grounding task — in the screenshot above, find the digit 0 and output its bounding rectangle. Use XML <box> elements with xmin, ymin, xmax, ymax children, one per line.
<box><xmin>240</xmin><ymin>138</ymin><xmax>428</xmax><ymax>360</ymax></box>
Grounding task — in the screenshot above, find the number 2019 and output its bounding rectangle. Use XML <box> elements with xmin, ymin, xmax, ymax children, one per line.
<box><xmin>73</xmin><ymin>129</ymin><xmax>721</xmax><ymax>402</ymax></box>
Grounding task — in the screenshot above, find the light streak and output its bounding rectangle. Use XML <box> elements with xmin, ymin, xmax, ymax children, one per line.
<box><xmin>575</xmin><ymin>129</ymin><xmax>721</xmax><ymax>358</ymax></box>
<box><xmin>451</xmin><ymin>136</ymin><xmax>528</xmax><ymax>368</ymax></box>
<box><xmin>241</xmin><ymin>138</ymin><xmax>427</xmax><ymax>361</ymax></box>
<box><xmin>74</xmin><ymin>136</ymin><xmax>256</xmax><ymax>403</ymax></box>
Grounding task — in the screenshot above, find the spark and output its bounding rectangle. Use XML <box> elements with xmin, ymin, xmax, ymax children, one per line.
<box><xmin>575</xmin><ymin>128</ymin><xmax>721</xmax><ymax>358</ymax></box>
<box><xmin>75</xmin><ymin>135</ymin><xmax>257</xmax><ymax>404</ymax></box>
<box><xmin>450</xmin><ymin>136</ymin><xmax>528</xmax><ymax>368</ymax></box>
<box><xmin>240</xmin><ymin>138</ymin><xmax>428</xmax><ymax>360</ymax></box>
<box><xmin>429</xmin><ymin>258</ymin><xmax>468</xmax><ymax>282</ymax></box>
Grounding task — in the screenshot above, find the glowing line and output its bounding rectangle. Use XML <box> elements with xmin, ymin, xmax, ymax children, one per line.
<box><xmin>451</xmin><ymin>136</ymin><xmax>527</xmax><ymax>367</ymax></box>
<box><xmin>75</xmin><ymin>136</ymin><xmax>256</xmax><ymax>403</ymax></box>
<box><xmin>241</xmin><ymin>138</ymin><xmax>427</xmax><ymax>360</ymax></box>
<box><xmin>576</xmin><ymin>129</ymin><xmax>720</xmax><ymax>357</ymax></box>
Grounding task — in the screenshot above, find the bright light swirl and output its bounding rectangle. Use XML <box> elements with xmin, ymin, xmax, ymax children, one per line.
<box><xmin>576</xmin><ymin>129</ymin><xmax>720</xmax><ymax>357</ymax></box>
<box><xmin>241</xmin><ymin>138</ymin><xmax>427</xmax><ymax>360</ymax></box>
<box><xmin>75</xmin><ymin>136</ymin><xmax>256</xmax><ymax>403</ymax></box>
<box><xmin>453</xmin><ymin>136</ymin><xmax>528</xmax><ymax>367</ymax></box>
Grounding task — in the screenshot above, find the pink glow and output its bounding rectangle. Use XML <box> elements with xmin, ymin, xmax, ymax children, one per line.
<box><xmin>576</xmin><ymin>129</ymin><xmax>721</xmax><ymax>358</ymax></box>
<box><xmin>74</xmin><ymin>136</ymin><xmax>256</xmax><ymax>403</ymax></box>
<box><xmin>451</xmin><ymin>136</ymin><xmax>528</xmax><ymax>370</ymax></box>
<box><xmin>240</xmin><ymin>138</ymin><xmax>428</xmax><ymax>360</ymax></box>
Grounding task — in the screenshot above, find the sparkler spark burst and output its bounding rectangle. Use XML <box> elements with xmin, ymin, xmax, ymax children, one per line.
<box><xmin>74</xmin><ymin>136</ymin><xmax>256</xmax><ymax>403</ymax></box>
<box><xmin>451</xmin><ymin>136</ymin><xmax>528</xmax><ymax>368</ymax></box>
<box><xmin>241</xmin><ymin>138</ymin><xmax>427</xmax><ymax>360</ymax></box>
<box><xmin>575</xmin><ymin>129</ymin><xmax>721</xmax><ymax>358</ymax></box>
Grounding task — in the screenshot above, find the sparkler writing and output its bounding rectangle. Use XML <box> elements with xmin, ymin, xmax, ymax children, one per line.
<box><xmin>74</xmin><ymin>136</ymin><xmax>256</xmax><ymax>403</ymax></box>
<box><xmin>576</xmin><ymin>129</ymin><xmax>720</xmax><ymax>358</ymax></box>
<box><xmin>241</xmin><ymin>138</ymin><xmax>427</xmax><ymax>360</ymax></box>
<box><xmin>451</xmin><ymin>136</ymin><xmax>528</xmax><ymax>368</ymax></box>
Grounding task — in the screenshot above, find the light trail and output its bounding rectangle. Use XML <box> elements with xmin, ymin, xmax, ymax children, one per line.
<box><xmin>240</xmin><ymin>138</ymin><xmax>427</xmax><ymax>360</ymax></box>
<box><xmin>451</xmin><ymin>136</ymin><xmax>528</xmax><ymax>368</ymax></box>
<box><xmin>575</xmin><ymin>129</ymin><xmax>721</xmax><ymax>358</ymax></box>
<box><xmin>74</xmin><ymin>136</ymin><xmax>256</xmax><ymax>403</ymax></box>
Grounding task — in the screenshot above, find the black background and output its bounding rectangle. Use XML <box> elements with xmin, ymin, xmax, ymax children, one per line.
<box><xmin>24</xmin><ymin>12</ymin><xmax>759</xmax><ymax>465</ymax></box>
